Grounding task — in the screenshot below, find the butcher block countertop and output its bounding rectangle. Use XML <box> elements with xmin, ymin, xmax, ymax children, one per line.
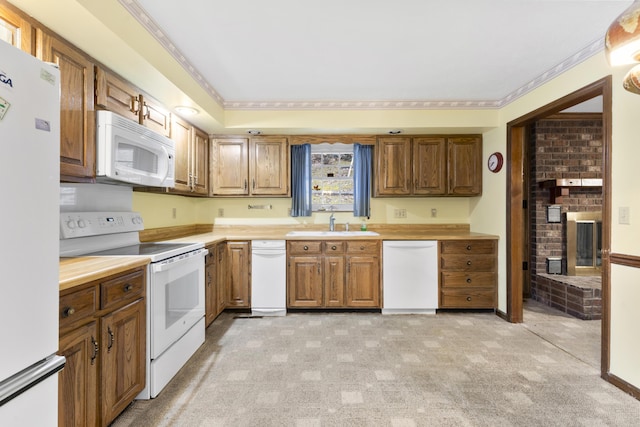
<box><xmin>59</xmin><ymin>256</ymin><xmax>150</xmax><ymax>292</ymax></box>
<box><xmin>60</xmin><ymin>223</ymin><xmax>498</xmax><ymax>291</ymax></box>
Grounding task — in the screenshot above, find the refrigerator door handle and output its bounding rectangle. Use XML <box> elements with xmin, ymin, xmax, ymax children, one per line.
<box><xmin>0</xmin><ymin>355</ymin><xmax>65</xmax><ymax>407</ymax></box>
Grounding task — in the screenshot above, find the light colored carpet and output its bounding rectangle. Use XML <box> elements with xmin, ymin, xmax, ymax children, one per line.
<box><xmin>112</xmin><ymin>301</ymin><xmax>640</xmax><ymax>426</ymax></box>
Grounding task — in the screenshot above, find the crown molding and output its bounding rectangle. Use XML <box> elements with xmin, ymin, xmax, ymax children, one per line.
<box><xmin>121</xmin><ymin>0</ymin><xmax>604</xmax><ymax>111</ymax></box>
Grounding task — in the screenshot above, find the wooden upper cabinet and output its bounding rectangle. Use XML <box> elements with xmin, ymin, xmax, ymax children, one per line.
<box><xmin>192</xmin><ymin>127</ymin><xmax>210</xmax><ymax>195</ymax></box>
<box><xmin>36</xmin><ymin>29</ymin><xmax>95</xmax><ymax>182</ymax></box>
<box><xmin>0</xmin><ymin>2</ymin><xmax>33</xmax><ymax>53</ymax></box>
<box><xmin>210</xmin><ymin>137</ymin><xmax>249</xmax><ymax>195</ymax></box>
<box><xmin>375</xmin><ymin>136</ymin><xmax>412</xmax><ymax>196</ymax></box>
<box><xmin>140</xmin><ymin>94</ymin><xmax>171</xmax><ymax>137</ymax></box>
<box><xmin>413</xmin><ymin>137</ymin><xmax>446</xmax><ymax>195</ymax></box>
<box><xmin>447</xmin><ymin>136</ymin><xmax>482</xmax><ymax>196</ymax></box>
<box><xmin>95</xmin><ymin>67</ymin><xmax>140</xmax><ymax>122</ymax></box>
<box><xmin>169</xmin><ymin>116</ymin><xmax>209</xmax><ymax>195</ymax></box>
<box><xmin>250</xmin><ymin>136</ymin><xmax>289</xmax><ymax>196</ymax></box>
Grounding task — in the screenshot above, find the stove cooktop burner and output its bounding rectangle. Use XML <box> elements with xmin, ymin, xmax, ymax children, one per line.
<box><xmin>85</xmin><ymin>242</ymin><xmax>196</xmax><ymax>257</ymax></box>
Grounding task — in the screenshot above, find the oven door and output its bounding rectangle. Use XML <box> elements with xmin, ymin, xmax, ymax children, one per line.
<box><xmin>149</xmin><ymin>248</ymin><xmax>206</xmax><ymax>359</ymax></box>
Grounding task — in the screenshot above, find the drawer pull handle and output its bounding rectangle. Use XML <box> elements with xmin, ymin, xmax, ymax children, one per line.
<box><xmin>90</xmin><ymin>336</ymin><xmax>98</xmax><ymax>365</ymax></box>
<box><xmin>107</xmin><ymin>327</ymin><xmax>114</xmax><ymax>353</ymax></box>
<box><xmin>466</xmin><ymin>278</ymin><xmax>472</xmax><ymax>283</ymax></box>
<box><xmin>62</xmin><ymin>307</ymin><xmax>75</xmax><ymax>318</ymax></box>
<box><xmin>467</xmin><ymin>260</ymin><xmax>472</xmax><ymax>266</ymax></box>
<box><xmin>466</xmin><ymin>296</ymin><xmax>472</xmax><ymax>301</ymax></box>
<box><xmin>466</xmin><ymin>245</ymin><xmax>472</xmax><ymax>251</ymax></box>
<box><xmin>331</xmin><ymin>245</ymin><xmax>337</xmax><ymax>250</ymax></box>
<box><xmin>123</xmin><ymin>284</ymin><xmax>133</xmax><ymax>292</ymax></box>
<box><xmin>303</xmin><ymin>245</ymin><xmax>309</xmax><ymax>251</ymax></box>
<box><xmin>360</xmin><ymin>246</ymin><xmax>365</xmax><ymax>250</ymax></box>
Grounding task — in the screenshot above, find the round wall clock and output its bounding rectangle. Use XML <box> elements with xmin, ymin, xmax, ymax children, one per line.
<box><xmin>488</xmin><ymin>152</ymin><xmax>503</xmax><ymax>173</ymax></box>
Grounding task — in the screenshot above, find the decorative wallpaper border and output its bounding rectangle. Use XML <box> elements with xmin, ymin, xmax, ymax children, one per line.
<box><xmin>119</xmin><ymin>0</ymin><xmax>604</xmax><ymax>111</ymax></box>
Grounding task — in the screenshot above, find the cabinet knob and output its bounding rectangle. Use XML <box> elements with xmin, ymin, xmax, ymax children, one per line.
<box><xmin>466</xmin><ymin>278</ymin><xmax>472</xmax><ymax>283</ymax></box>
<box><xmin>360</xmin><ymin>246</ymin><xmax>365</xmax><ymax>250</ymax></box>
<box><xmin>466</xmin><ymin>296</ymin><xmax>472</xmax><ymax>301</ymax></box>
<box><xmin>331</xmin><ymin>245</ymin><xmax>337</xmax><ymax>250</ymax></box>
<box><xmin>303</xmin><ymin>245</ymin><xmax>309</xmax><ymax>251</ymax></box>
<box><xmin>466</xmin><ymin>245</ymin><xmax>472</xmax><ymax>251</ymax></box>
<box><xmin>467</xmin><ymin>260</ymin><xmax>472</xmax><ymax>266</ymax></box>
<box><xmin>62</xmin><ymin>307</ymin><xmax>75</xmax><ymax>317</ymax></box>
<box><xmin>123</xmin><ymin>284</ymin><xmax>133</xmax><ymax>292</ymax></box>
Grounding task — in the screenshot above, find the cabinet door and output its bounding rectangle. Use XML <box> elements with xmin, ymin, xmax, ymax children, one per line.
<box><xmin>37</xmin><ymin>30</ymin><xmax>95</xmax><ymax>182</ymax></box>
<box><xmin>210</xmin><ymin>138</ymin><xmax>249</xmax><ymax>195</ymax></box>
<box><xmin>324</xmin><ymin>256</ymin><xmax>345</xmax><ymax>307</ymax></box>
<box><xmin>192</xmin><ymin>127</ymin><xmax>210</xmax><ymax>195</ymax></box>
<box><xmin>288</xmin><ymin>256</ymin><xmax>323</xmax><ymax>307</ymax></box>
<box><xmin>375</xmin><ymin>137</ymin><xmax>412</xmax><ymax>195</ymax></box>
<box><xmin>58</xmin><ymin>321</ymin><xmax>98</xmax><ymax>427</ymax></box>
<box><xmin>170</xmin><ymin>115</ymin><xmax>193</xmax><ymax>193</ymax></box>
<box><xmin>250</xmin><ymin>136</ymin><xmax>289</xmax><ymax>196</ymax></box>
<box><xmin>101</xmin><ymin>299</ymin><xmax>146</xmax><ymax>426</ymax></box>
<box><xmin>0</xmin><ymin>3</ymin><xmax>32</xmax><ymax>53</ymax></box>
<box><xmin>205</xmin><ymin>245</ymin><xmax>217</xmax><ymax>327</ymax></box>
<box><xmin>140</xmin><ymin>94</ymin><xmax>171</xmax><ymax>137</ymax></box>
<box><xmin>226</xmin><ymin>242</ymin><xmax>250</xmax><ymax>307</ymax></box>
<box><xmin>216</xmin><ymin>242</ymin><xmax>227</xmax><ymax>315</ymax></box>
<box><xmin>447</xmin><ymin>137</ymin><xmax>482</xmax><ymax>196</ymax></box>
<box><xmin>94</xmin><ymin>67</ymin><xmax>140</xmax><ymax>122</ymax></box>
<box><xmin>413</xmin><ymin>137</ymin><xmax>446</xmax><ymax>195</ymax></box>
<box><xmin>346</xmin><ymin>255</ymin><xmax>380</xmax><ymax>307</ymax></box>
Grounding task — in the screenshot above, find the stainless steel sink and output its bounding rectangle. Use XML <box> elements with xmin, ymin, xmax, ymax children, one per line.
<box><xmin>286</xmin><ymin>230</ymin><xmax>380</xmax><ymax>237</ymax></box>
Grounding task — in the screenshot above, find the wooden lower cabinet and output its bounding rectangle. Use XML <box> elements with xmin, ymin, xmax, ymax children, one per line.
<box><xmin>205</xmin><ymin>242</ymin><xmax>226</xmax><ymax>325</ymax></box>
<box><xmin>287</xmin><ymin>240</ymin><xmax>380</xmax><ymax>309</ymax></box>
<box><xmin>439</xmin><ymin>240</ymin><xmax>497</xmax><ymax>309</ymax></box>
<box><xmin>226</xmin><ymin>241</ymin><xmax>251</xmax><ymax>308</ymax></box>
<box><xmin>58</xmin><ymin>266</ymin><xmax>146</xmax><ymax>427</ymax></box>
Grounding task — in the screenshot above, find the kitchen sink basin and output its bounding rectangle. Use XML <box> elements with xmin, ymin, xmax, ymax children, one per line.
<box><xmin>286</xmin><ymin>230</ymin><xmax>380</xmax><ymax>237</ymax></box>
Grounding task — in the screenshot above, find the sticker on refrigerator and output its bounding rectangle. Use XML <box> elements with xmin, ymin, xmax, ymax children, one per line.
<box><xmin>40</xmin><ymin>68</ymin><xmax>56</xmax><ymax>86</ymax></box>
<box><xmin>0</xmin><ymin>96</ymin><xmax>10</xmax><ymax>120</ymax></box>
<box><xmin>0</xmin><ymin>70</ymin><xmax>13</xmax><ymax>88</ymax></box>
<box><xmin>35</xmin><ymin>118</ymin><xmax>51</xmax><ymax>132</ymax></box>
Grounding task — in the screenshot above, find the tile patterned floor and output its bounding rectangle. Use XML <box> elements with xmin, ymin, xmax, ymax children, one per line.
<box><xmin>112</xmin><ymin>302</ymin><xmax>640</xmax><ymax>427</ymax></box>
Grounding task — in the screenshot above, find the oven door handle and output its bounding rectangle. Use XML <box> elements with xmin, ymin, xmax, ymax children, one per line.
<box><xmin>151</xmin><ymin>248</ymin><xmax>207</xmax><ymax>273</ymax></box>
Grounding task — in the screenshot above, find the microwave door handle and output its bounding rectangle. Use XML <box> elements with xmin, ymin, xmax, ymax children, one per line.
<box><xmin>160</xmin><ymin>145</ymin><xmax>171</xmax><ymax>183</ymax></box>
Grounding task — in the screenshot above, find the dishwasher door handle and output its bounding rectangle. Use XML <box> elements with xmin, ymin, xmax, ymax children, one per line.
<box><xmin>252</xmin><ymin>251</ymin><xmax>286</xmax><ymax>257</ymax></box>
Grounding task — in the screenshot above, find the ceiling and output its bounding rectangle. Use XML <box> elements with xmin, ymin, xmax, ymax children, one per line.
<box><xmin>128</xmin><ymin>0</ymin><xmax>631</xmax><ymax>110</ymax></box>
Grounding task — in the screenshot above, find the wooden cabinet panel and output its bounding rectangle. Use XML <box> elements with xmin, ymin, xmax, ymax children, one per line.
<box><xmin>58</xmin><ymin>321</ymin><xmax>98</xmax><ymax>427</ymax></box>
<box><xmin>100</xmin><ymin>298</ymin><xmax>145</xmax><ymax>426</ymax></box>
<box><xmin>59</xmin><ymin>286</ymin><xmax>97</xmax><ymax>333</ymax></box>
<box><xmin>99</xmin><ymin>269</ymin><xmax>144</xmax><ymax>311</ymax></box>
<box><xmin>211</xmin><ymin>137</ymin><xmax>249</xmax><ymax>195</ymax></box>
<box><xmin>140</xmin><ymin>94</ymin><xmax>171</xmax><ymax>137</ymax></box>
<box><xmin>0</xmin><ymin>3</ymin><xmax>33</xmax><ymax>53</ymax></box>
<box><xmin>289</xmin><ymin>241</ymin><xmax>323</xmax><ymax>255</ymax></box>
<box><xmin>413</xmin><ymin>137</ymin><xmax>446</xmax><ymax>195</ymax></box>
<box><xmin>37</xmin><ymin>30</ymin><xmax>95</xmax><ymax>182</ymax></box>
<box><xmin>376</xmin><ymin>136</ymin><xmax>412</xmax><ymax>195</ymax></box>
<box><xmin>250</xmin><ymin>136</ymin><xmax>289</xmax><ymax>195</ymax></box>
<box><xmin>288</xmin><ymin>256</ymin><xmax>324</xmax><ymax>307</ymax></box>
<box><xmin>192</xmin><ymin>127</ymin><xmax>210</xmax><ymax>195</ymax></box>
<box><xmin>447</xmin><ymin>136</ymin><xmax>482</xmax><ymax>196</ymax></box>
<box><xmin>346</xmin><ymin>255</ymin><xmax>380</xmax><ymax>307</ymax></box>
<box><xmin>439</xmin><ymin>239</ymin><xmax>497</xmax><ymax>309</ymax></box>
<box><xmin>205</xmin><ymin>244</ymin><xmax>224</xmax><ymax>326</ymax></box>
<box><xmin>226</xmin><ymin>241</ymin><xmax>250</xmax><ymax>307</ymax></box>
<box><xmin>94</xmin><ymin>67</ymin><xmax>139</xmax><ymax>122</ymax></box>
<box><xmin>171</xmin><ymin>116</ymin><xmax>193</xmax><ymax>193</ymax></box>
<box><xmin>216</xmin><ymin>242</ymin><xmax>227</xmax><ymax>314</ymax></box>
<box><xmin>324</xmin><ymin>256</ymin><xmax>345</xmax><ymax>307</ymax></box>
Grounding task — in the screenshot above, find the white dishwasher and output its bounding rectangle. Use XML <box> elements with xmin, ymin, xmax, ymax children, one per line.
<box><xmin>382</xmin><ymin>240</ymin><xmax>438</xmax><ymax>314</ymax></box>
<box><xmin>251</xmin><ymin>240</ymin><xmax>287</xmax><ymax>316</ymax></box>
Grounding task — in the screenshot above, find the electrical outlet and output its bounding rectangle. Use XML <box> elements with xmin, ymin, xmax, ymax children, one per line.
<box><xmin>218</xmin><ymin>208</ymin><xmax>224</xmax><ymax>218</ymax></box>
<box><xmin>619</xmin><ymin>206</ymin><xmax>630</xmax><ymax>224</ymax></box>
<box><xmin>394</xmin><ymin>209</ymin><xmax>407</xmax><ymax>218</ymax></box>
<box><xmin>431</xmin><ymin>208</ymin><xmax>437</xmax><ymax>218</ymax></box>
<box><xmin>172</xmin><ymin>207</ymin><xmax>177</xmax><ymax>219</ymax></box>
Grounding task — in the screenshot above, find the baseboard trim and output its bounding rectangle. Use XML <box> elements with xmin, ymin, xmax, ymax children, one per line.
<box><xmin>603</xmin><ymin>372</ymin><xmax>640</xmax><ymax>401</ymax></box>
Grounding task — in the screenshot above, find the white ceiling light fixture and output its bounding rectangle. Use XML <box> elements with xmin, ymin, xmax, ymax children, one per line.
<box><xmin>247</xmin><ymin>129</ymin><xmax>262</xmax><ymax>135</ymax></box>
<box><xmin>175</xmin><ymin>106</ymin><xmax>199</xmax><ymax>115</ymax></box>
<box><xmin>605</xmin><ymin>0</ymin><xmax>640</xmax><ymax>94</ymax></box>
<box><xmin>387</xmin><ymin>130</ymin><xmax>403</xmax><ymax>135</ymax></box>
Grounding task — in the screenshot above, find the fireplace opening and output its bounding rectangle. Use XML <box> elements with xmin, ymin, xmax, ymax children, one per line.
<box><xmin>566</xmin><ymin>211</ymin><xmax>602</xmax><ymax>276</ymax></box>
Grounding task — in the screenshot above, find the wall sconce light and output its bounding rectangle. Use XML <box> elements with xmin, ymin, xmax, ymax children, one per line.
<box><xmin>605</xmin><ymin>1</ymin><xmax>640</xmax><ymax>93</ymax></box>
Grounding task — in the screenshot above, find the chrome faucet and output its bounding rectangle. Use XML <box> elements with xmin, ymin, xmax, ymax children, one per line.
<box><xmin>329</xmin><ymin>213</ymin><xmax>335</xmax><ymax>231</ymax></box>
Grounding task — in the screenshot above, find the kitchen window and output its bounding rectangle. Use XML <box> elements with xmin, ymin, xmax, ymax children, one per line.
<box><xmin>311</xmin><ymin>143</ymin><xmax>354</xmax><ymax>212</ymax></box>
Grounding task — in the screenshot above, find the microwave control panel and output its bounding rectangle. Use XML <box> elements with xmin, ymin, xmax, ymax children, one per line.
<box><xmin>60</xmin><ymin>211</ymin><xmax>144</xmax><ymax>239</ymax></box>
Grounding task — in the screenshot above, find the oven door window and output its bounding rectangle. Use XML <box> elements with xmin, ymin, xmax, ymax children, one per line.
<box><xmin>151</xmin><ymin>256</ymin><xmax>204</xmax><ymax>359</ymax></box>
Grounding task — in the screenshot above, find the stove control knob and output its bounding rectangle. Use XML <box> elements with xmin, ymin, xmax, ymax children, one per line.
<box><xmin>132</xmin><ymin>216</ymin><xmax>142</xmax><ymax>225</ymax></box>
<box><xmin>66</xmin><ymin>220</ymin><xmax>77</xmax><ymax>229</ymax></box>
<box><xmin>77</xmin><ymin>219</ymin><xmax>87</xmax><ymax>228</ymax></box>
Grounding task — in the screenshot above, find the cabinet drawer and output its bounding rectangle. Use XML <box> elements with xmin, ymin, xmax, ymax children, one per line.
<box><xmin>346</xmin><ymin>241</ymin><xmax>380</xmax><ymax>255</ymax></box>
<box><xmin>440</xmin><ymin>255</ymin><xmax>495</xmax><ymax>272</ymax></box>
<box><xmin>441</xmin><ymin>272</ymin><xmax>496</xmax><ymax>288</ymax></box>
<box><xmin>100</xmin><ymin>269</ymin><xmax>145</xmax><ymax>310</ymax></box>
<box><xmin>440</xmin><ymin>240</ymin><xmax>495</xmax><ymax>255</ymax></box>
<box><xmin>440</xmin><ymin>289</ymin><xmax>495</xmax><ymax>308</ymax></box>
<box><xmin>288</xmin><ymin>241</ymin><xmax>323</xmax><ymax>255</ymax></box>
<box><xmin>60</xmin><ymin>286</ymin><xmax>98</xmax><ymax>330</ymax></box>
<box><xmin>204</xmin><ymin>246</ymin><xmax>216</xmax><ymax>265</ymax></box>
<box><xmin>324</xmin><ymin>241</ymin><xmax>345</xmax><ymax>254</ymax></box>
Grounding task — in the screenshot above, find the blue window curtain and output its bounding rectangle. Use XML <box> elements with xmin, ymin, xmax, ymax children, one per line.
<box><xmin>290</xmin><ymin>144</ymin><xmax>312</xmax><ymax>216</ymax></box>
<box><xmin>353</xmin><ymin>143</ymin><xmax>373</xmax><ymax>218</ymax></box>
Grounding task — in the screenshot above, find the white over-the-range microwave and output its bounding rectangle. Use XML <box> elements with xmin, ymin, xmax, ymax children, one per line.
<box><xmin>95</xmin><ymin>110</ymin><xmax>176</xmax><ymax>188</ymax></box>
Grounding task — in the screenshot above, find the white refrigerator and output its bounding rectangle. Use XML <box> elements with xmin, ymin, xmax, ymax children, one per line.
<box><xmin>0</xmin><ymin>41</ymin><xmax>65</xmax><ymax>425</ymax></box>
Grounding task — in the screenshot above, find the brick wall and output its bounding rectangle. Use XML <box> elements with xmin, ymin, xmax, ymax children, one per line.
<box><xmin>529</xmin><ymin>116</ymin><xmax>603</xmax><ymax>299</ymax></box>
